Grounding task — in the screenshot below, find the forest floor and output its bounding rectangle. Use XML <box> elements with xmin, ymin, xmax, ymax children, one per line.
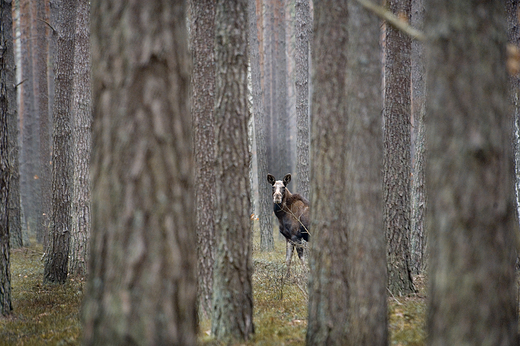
<box><xmin>0</xmin><ymin>238</ymin><xmax>426</xmax><ymax>345</ymax></box>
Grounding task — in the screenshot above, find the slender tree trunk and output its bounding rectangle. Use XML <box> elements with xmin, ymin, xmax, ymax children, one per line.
<box><xmin>249</xmin><ymin>0</ymin><xmax>274</xmax><ymax>252</ymax></box>
<box><xmin>307</xmin><ymin>1</ymin><xmax>387</xmax><ymax>344</ymax></box>
<box><xmin>0</xmin><ymin>0</ymin><xmax>14</xmax><ymax>317</ymax></box>
<box><xmin>211</xmin><ymin>0</ymin><xmax>254</xmax><ymax>342</ymax></box>
<box><xmin>295</xmin><ymin>0</ymin><xmax>310</xmax><ymax>200</ymax></box>
<box><xmin>426</xmin><ymin>1</ymin><xmax>518</xmax><ymax>344</ymax></box>
<box><xmin>82</xmin><ymin>1</ymin><xmax>196</xmax><ymax>344</ymax></box>
<box><xmin>383</xmin><ymin>0</ymin><xmax>415</xmax><ymax>296</ymax></box>
<box><xmin>410</xmin><ymin>0</ymin><xmax>426</xmax><ymax>275</ymax></box>
<box><xmin>43</xmin><ymin>0</ymin><xmax>77</xmax><ymax>284</ymax></box>
<box><xmin>69</xmin><ymin>0</ymin><xmax>91</xmax><ymax>278</ymax></box>
<box><xmin>6</xmin><ymin>0</ymin><xmax>22</xmax><ymax>249</ymax></box>
<box><xmin>190</xmin><ymin>0</ymin><xmax>217</xmax><ymax>319</ymax></box>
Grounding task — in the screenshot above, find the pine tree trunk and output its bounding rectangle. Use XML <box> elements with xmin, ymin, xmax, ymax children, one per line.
<box><xmin>295</xmin><ymin>0</ymin><xmax>310</xmax><ymax>200</ymax></box>
<box><xmin>383</xmin><ymin>0</ymin><xmax>415</xmax><ymax>296</ymax></box>
<box><xmin>82</xmin><ymin>1</ymin><xmax>196</xmax><ymax>344</ymax></box>
<box><xmin>69</xmin><ymin>0</ymin><xmax>91</xmax><ymax>278</ymax></box>
<box><xmin>249</xmin><ymin>0</ymin><xmax>274</xmax><ymax>252</ymax></box>
<box><xmin>43</xmin><ymin>0</ymin><xmax>78</xmax><ymax>284</ymax></box>
<box><xmin>190</xmin><ymin>0</ymin><xmax>217</xmax><ymax>319</ymax></box>
<box><xmin>211</xmin><ymin>0</ymin><xmax>254</xmax><ymax>342</ymax></box>
<box><xmin>426</xmin><ymin>1</ymin><xmax>518</xmax><ymax>344</ymax></box>
<box><xmin>0</xmin><ymin>0</ymin><xmax>14</xmax><ymax>317</ymax></box>
<box><xmin>307</xmin><ymin>1</ymin><xmax>387</xmax><ymax>344</ymax></box>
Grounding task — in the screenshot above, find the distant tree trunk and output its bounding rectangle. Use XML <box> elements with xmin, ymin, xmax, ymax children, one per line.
<box><xmin>211</xmin><ymin>0</ymin><xmax>254</xmax><ymax>342</ymax></box>
<box><xmin>19</xmin><ymin>0</ymin><xmax>38</xmax><ymax>240</ymax></box>
<box><xmin>36</xmin><ymin>0</ymin><xmax>52</xmax><ymax>254</ymax></box>
<box><xmin>410</xmin><ymin>0</ymin><xmax>426</xmax><ymax>275</ymax></box>
<box><xmin>43</xmin><ymin>0</ymin><xmax>77</xmax><ymax>284</ymax></box>
<box><xmin>264</xmin><ymin>0</ymin><xmax>276</xmax><ymax>177</ymax></box>
<box><xmin>32</xmin><ymin>0</ymin><xmax>48</xmax><ymax>245</ymax></box>
<box><xmin>275</xmin><ymin>0</ymin><xmax>290</xmax><ymax>177</ymax></box>
<box><xmin>383</xmin><ymin>0</ymin><xmax>414</xmax><ymax>296</ymax></box>
<box><xmin>307</xmin><ymin>1</ymin><xmax>387</xmax><ymax>344</ymax></box>
<box><xmin>82</xmin><ymin>1</ymin><xmax>197</xmax><ymax>344</ymax></box>
<box><xmin>6</xmin><ymin>0</ymin><xmax>22</xmax><ymax>249</ymax></box>
<box><xmin>69</xmin><ymin>0</ymin><xmax>91</xmax><ymax>278</ymax></box>
<box><xmin>190</xmin><ymin>0</ymin><xmax>216</xmax><ymax>319</ymax></box>
<box><xmin>295</xmin><ymin>0</ymin><xmax>310</xmax><ymax>200</ymax></box>
<box><xmin>1</xmin><ymin>0</ymin><xmax>14</xmax><ymax>317</ymax></box>
<box><xmin>249</xmin><ymin>0</ymin><xmax>274</xmax><ymax>252</ymax></box>
<box><xmin>426</xmin><ymin>1</ymin><xmax>519</xmax><ymax>345</ymax></box>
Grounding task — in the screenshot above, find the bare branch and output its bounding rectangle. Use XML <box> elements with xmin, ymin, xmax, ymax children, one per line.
<box><xmin>354</xmin><ymin>0</ymin><xmax>426</xmax><ymax>41</ymax></box>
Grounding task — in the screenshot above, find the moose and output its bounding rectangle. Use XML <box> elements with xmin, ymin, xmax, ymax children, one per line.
<box><xmin>267</xmin><ymin>173</ymin><xmax>310</xmax><ymax>268</ymax></box>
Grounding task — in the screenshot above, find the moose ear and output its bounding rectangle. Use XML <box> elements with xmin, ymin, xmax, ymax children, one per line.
<box><xmin>283</xmin><ymin>173</ymin><xmax>291</xmax><ymax>186</ymax></box>
<box><xmin>267</xmin><ymin>173</ymin><xmax>276</xmax><ymax>185</ymax></box>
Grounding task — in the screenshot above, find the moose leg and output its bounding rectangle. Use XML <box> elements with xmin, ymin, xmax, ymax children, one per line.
<box><xmin>285</xmin><ymin>239</ymin><xmax>294</xmax><ymax>268</ymax></box>
<box><xmin>296</xmin><ymin>240</ymin><xmax>307</xmax><ymax>269</ymax></box>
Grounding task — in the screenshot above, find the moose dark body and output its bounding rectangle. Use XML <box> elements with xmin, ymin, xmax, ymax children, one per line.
<box><xmin>267</xmin><ymin>173</ymin><xmax>310</xmax><ymax>267</ymax></box>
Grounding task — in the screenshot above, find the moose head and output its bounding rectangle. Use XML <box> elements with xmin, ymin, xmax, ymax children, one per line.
<box><xmin>267</xmin><ymin>173</ymin><xmax>291</xmax><ymax>204</ymax></box>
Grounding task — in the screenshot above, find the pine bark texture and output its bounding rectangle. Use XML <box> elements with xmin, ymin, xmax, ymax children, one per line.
<box><xmin>0</xmin><ymin>0</ymin><xmax>14</xmax><ymax>316</ymax></box>
<box><xmin>211</xmin><ymin>0</ymin><xmax>254</xmax><ymax>341</ymax></box>
<box><xmin>307</xmin><ymin>1</ymin><xmax>387</xmax><ymax>345</ymax></box>
<box><xmin>5</xmin><ymin>0</ymin><xmax>22</xmax><ymax>249</ymax></box>
<box><xmin>190</xmin><ymin>0</ymin><xmax>217</xmax><ymax>319</ymax></box>
<box><xmin>69</xmin><ymin>0</ymin><xmax>91</xmax><ymax>277</ymax></box>
<box><xmin>426</xmin><ymin>1</ymin><xmax>519</xmax><ymax>345</ymax></box>
<box><xmin>249</xmin><ymin>0</ymin><xmax>274</xmax><ymax>252</ymax></box>
<box><xmin>295</xmin><ymin>0</ymin><xmax>310</xmax><ymax>200</ymax></box>
<box><xmin>83</xmin><ymin>1</ymin><xmax>196</xmax><ymax>344</ymax></box>
<box><xmin>36</xmin><ymin>0</ymin><xmax>52</xmax><ymax>252</ymax></box>
<box><xmin>410</xmin><ymin>0</ymin><xmax>426</xmax><ymax>274</ymax></box>
<box><xmin>383</xmin><ymin>0</ymin><xmax>415</xmax><ymax>296</ymax></box>
<box><xmin>44</xmin><ymin>0</ymin><xmax>77</xmax><ymax>284</ymax></box>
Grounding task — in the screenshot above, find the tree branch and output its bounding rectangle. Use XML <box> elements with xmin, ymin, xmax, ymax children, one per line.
<box><xmin>354</xmin><ymin>0</ymin><xmax>426</xmax><ymax>42</ymax></box>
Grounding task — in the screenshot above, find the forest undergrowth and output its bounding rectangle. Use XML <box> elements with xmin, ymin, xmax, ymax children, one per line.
<box><xmin>0</xmin><ymin>236</ymin><xmax>426</xmax><ymax>345</ymax></box>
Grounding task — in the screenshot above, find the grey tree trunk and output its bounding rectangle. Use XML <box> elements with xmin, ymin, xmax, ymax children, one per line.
<box><xmin>426</xmin><ymin>1</ymin><xmax>519</xmax><ymax>345</ymax></box>
<box><xmin>211</xmin><ymin>0</ymin><xmax>254</xmax><ymax>342</ymax></box>
<box><xmin>6</xmin><ymin>0</ymin><xmax>22</xmax><ymax>249</ymax></box>
<box><xmin>69</xmin><ymin>0</ymin><xmax>91</xmax><ymax>278</ymax></box>
<box><xmin>383</xmin><ymin>0</ymin><xmax>415</xmax><ymax>296</ymax></box>
<box><xmin>1</xmin><ymin>0</ymin><xmax>14</xmax><ymax>317</ymax></box>
<box><xmin>410</xmin><ymin>0</ymin><xmax>426</xmax><ymax>275</ymax></box>
<box><xmin>249</xmin><ymin>0</ymin><xmax>274</xmax><ymax>252</ymax></box>
<box><xmin>307</xmin><ymin>1</ymin><xmax>387</xmax><ymax>344</ymax></box>
<box><xmin>44</xmin><ymin>0</ymin><xmax>77</xmax><ymax>284</ymax></box>
<box><xmin>190</xmin><ymin>0</ymin><xmax>217</xmax><ymax>319</ymax></box>
<box><xmin>82</xmin><ymin>1</ymin><xmax>197</xmax><ymax>344</ymax></box>
<box><xmin>295</xmin><ymin>0</ymin><xmax>310</xmax><ymax>200</ymax></box>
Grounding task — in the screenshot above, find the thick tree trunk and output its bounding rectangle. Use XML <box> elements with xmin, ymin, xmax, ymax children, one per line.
<box><xmin>211</xmin><ymin>0</ymin><xmax>254</xmax><ymax>342</ymax></box>
<box><xmin>82</xmin><ymin>1</ymin><xmax>197</xmax><ymax>344</ymax></box>
<box><xmin>307</xmin><ymin>1</ymin><xmax>387</xmax><ymax>344</ymax></box>
<box><xmin>0</xmin><ymin>0</ymin><xmax>14</xmax><ymax>317</ymax></box>
<box><xmin>69</xmin><ymin>0</ymin><xmax>91</xmax><ymax>278</ymax></box>
<box><xmin>43</xmin><ymin>0</ymin><xmax>77</xmax><ymax>284</ymax></box>
<box><xmin>426</xmin><ymin>1</ymin><xmax>519</xmax><ymax>345</ymax></box>
<box><xmin>383</xmin><ymin>0</ymin><xmax>415</xmax><ymax>296</ymax></box>
<box><xmin>249</xmin><ymin>0</ymin><xmax>274</xmax><ymax>252</ymax></box>
<box><xmin>190</xmin><ymin>0</ymin><xmax>217</xmax><ymax>319</ymax></box>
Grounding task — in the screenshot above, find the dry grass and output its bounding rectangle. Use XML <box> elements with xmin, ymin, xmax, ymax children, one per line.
<box><xmin>1</xmin><ymin>235</ymin><xmax>427</xmax><ymax>345</ymax></box>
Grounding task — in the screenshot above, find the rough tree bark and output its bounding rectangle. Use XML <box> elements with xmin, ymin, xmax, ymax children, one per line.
<box><xmin>69</xmin><ymin>0</ymin><xmax>91</xmax><ymax>278</ymax></box>
<box><xmin>295</xmin><ymin>0</ymin><xmax>310</xmax><ymax>200</ymax></box>
<box><xmin>249</xmin><ymin>0</ymin><xmax>274</xmax><ymax>252</ymax></box>
<box><xmin>82</xmin><ymin>1</ymin><xmax>197</xmax><ymax>344</ymax></box>
<box><xmin>190</xmin><ymin>0</ymin><xmax>217</xmax><ymax>319</ymax></box>
<box><xmin>0</xmin><ymin>0</ymin><xmax>14</xmax><ymax>317</ymax></box>
<box><xmin>383</xmin><ymin>0</ymin><xmax>415</xmax><ymax>296</ymax></box>
<box><xmin>211</xmin><ymin>0</ymin><xmax>254</xmax><ymax>342</ymax></box>
<box><xmin>43</xmin><ymin>0</ymin><xmax>77</xmax><ymax>284</ymax></box>
<box><xmin>307</xmin><ymin>1</ymin><xmax>387</xmax><ymax>344</ymax></box>
<box><xmin>426</xmin><ymin>1</ymin><xmax>519</xmax><ymax>344</ymax></box>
